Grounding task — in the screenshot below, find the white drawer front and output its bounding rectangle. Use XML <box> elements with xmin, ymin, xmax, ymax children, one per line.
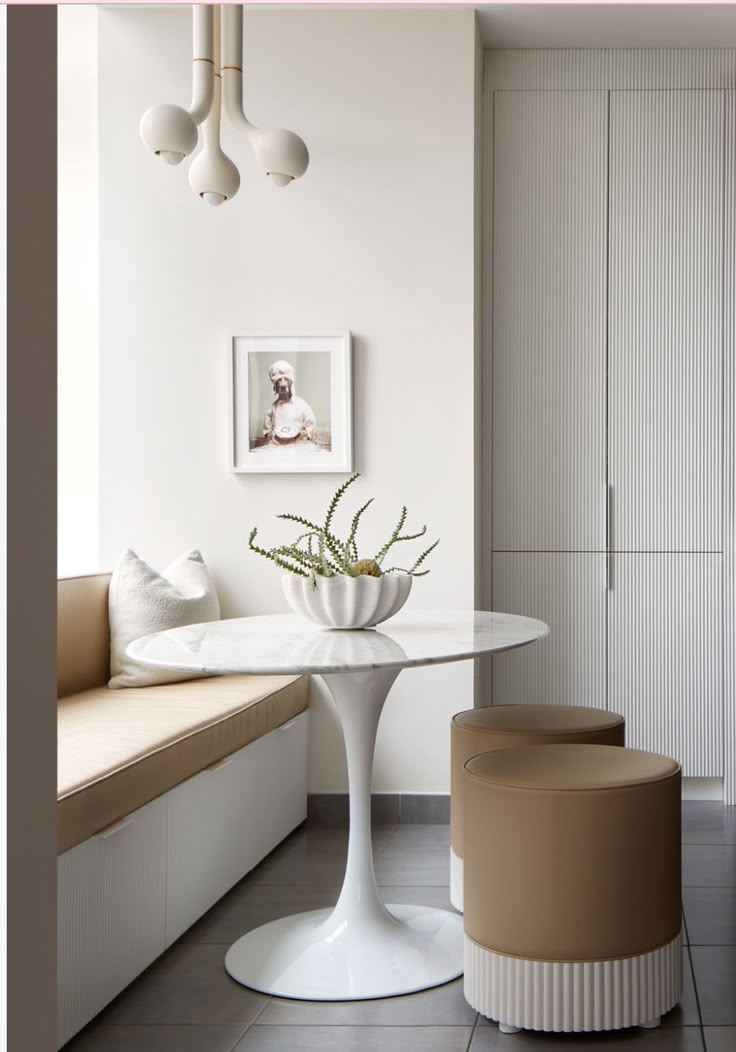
<box><xmin>166</xmin><ymin>710</ymin><xmax>309</xmax><ymax>945</ymax></box>
<box><xmin>57</xmin><ymin>795</ymin><xmax>167</xmax><ymax>1047</ymax></box>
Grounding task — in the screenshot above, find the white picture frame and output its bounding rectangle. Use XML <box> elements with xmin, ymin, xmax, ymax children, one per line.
<box><xmin>230</xmin><ymin>331</ymin><xmax>353</xmax><ymax>474</ymax></box>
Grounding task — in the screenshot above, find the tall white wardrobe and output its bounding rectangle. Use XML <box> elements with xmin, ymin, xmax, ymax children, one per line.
<box><xmin>483</xmin><ymin>50</ymin><xmax>736</xmax><ymax>803</ymax></box>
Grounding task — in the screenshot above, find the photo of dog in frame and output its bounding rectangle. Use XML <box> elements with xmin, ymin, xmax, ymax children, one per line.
<box><xmin>230</xmin><ymin>332</ymin><xmax>352</xmax><ymax>474</ymax></box>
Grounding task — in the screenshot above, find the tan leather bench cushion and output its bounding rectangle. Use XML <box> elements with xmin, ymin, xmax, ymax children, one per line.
<box><xmin>451</xmin><ymin>705</ymin><xmax>625</xmax><ymax>856</ymax></box>
<box><xmin>58</xmin><ymin>574</ymin><xmax>112</xmax><ymax>696</ymax></box>
<box><xmin>58</xmin><ymin>674</ymin><xmax>308</xmax><ymax>853</ymax></box>
<box><xmin>463</xmin><ymin>744</ymin><xmax>681</xmax><ymax>962</ymax></box>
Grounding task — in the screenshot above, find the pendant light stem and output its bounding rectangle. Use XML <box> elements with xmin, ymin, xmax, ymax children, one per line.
<box><xmin>188</xmin><ymin>4</ymin><xmax>240</xmax><ymax>204</ymax></box>
<box><xmin>189</xmin><ymin>4</ymin><xmax>215</xmax><ymax>126</ymax></box>
<box><xmin>221</xmin><ymin>4</ymin><xmax>256</xmax><ymax>135</ymax></box>
<box><xmin>201</xmin><ymin>5</ymin><xmax>222</xmax><ymax>149</ymax></box>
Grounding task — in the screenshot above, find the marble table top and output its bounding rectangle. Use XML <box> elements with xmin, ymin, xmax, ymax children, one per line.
<box><xmin>128</xmin><ymin>609</ymin><xmax>549</xmax><ymax>677</ymax></box>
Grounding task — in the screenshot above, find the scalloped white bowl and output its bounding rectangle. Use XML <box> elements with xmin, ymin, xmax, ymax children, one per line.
<box><xmin>282</xmin><ymin>573</ymin><xmax>412</xmax><ymax>629</ymax></box>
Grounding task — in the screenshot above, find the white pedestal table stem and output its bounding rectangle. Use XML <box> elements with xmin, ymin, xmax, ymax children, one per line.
<box><xmin>322</xmin><ymin>668</ymin><xmax>401</xmax><ymax>931</ymax></box>
<box><xmin>224</xmin><ymin>664</ymin><xmax>464</xmax><ymax>1000</ymax></box>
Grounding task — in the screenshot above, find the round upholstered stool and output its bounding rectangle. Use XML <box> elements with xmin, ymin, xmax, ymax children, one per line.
<box><xmin>463</xmin><ymin>744</ymin><xmax>682</xmax><ymax>1034</ymax></box>
<box><xmin>450</xmin><ymin>705</ymin><xmax>625</xmax><ymax>910</ymax></box>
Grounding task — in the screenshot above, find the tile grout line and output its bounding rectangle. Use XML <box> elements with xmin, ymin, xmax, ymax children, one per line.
<box><xmin>225</xmin><ymin>1021</ymin><xmax>252</xmax><ymax>1052</ymax></box>
<box><xmin>687</xmin><ymin>938</ymin><xmax>706</xmax><ymax>1032</ymax></box>
<box><xmin>243</xmin><ymin>1024</ymin><xmax>499</xmax><ymax>1029</ymax></box>
<box><xmin>465</xmin><ymin>1012</ymin><xmax>480</xmax><ymax>1052</ymax></box>
<box><xmin>245</xmin><ymin>997</ymin><xmax>273</xmax><ymax>1033</ymax></box>
<box><xmin>94</xmin><ymin>1022</ymin><xmax>259</xmax><ymax>1029</ymax></box>
<box><xmin>95</xmin><ymin>1020</ymin><xmax>493</xmax><ymax>1029</ymax></box>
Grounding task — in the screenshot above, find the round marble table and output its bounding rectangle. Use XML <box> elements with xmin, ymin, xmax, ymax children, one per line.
<box><xmin>129</xmin><ymin>609</ymin><xmax>549</xmax><ymax>1002</ymax></box>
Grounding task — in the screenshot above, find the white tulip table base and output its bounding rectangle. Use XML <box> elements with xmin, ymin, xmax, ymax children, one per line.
<box><xmin>224</xmin><ymin>903</ymin><xmax>464</xmax><ymax>1001</ymax></box>
<box><xmin>225</xmin><ymin>667</ymin><xmax>464</xmax><ymax>1000</ymax></box>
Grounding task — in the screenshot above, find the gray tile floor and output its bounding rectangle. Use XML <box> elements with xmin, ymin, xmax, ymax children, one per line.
<box><xmin>66</xmin><ymin>802</ymin><xmax>736</xmax><ymax>1052</ymax></box>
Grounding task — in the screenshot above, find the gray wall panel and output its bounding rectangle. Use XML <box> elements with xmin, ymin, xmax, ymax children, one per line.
<box><xmin>724</xmin><ymin>92</ymin><xmax>735</xmax><ymax>803</ymax></box>
<box><xmin>492</xmin><ymin>91</ymin><xmax>607</xmax><ymax>551</ymax></box>
<box><xmin>609</xmin><ymin>90</ymin><xmax>723</xmax><ymax>552</ymax></box>
<box><xmin>486</xmin><ymin>49</ymin><xmax>736</xmax><ymax>91</ymax></box>
<box><xmin>480</xmin><ymin>73</ymin><xmax>494</xmax><ymax>704</ymax></box>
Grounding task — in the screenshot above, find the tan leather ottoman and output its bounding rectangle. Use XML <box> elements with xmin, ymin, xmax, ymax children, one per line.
<box><xmin>463</xmin><ymin>743</ymin><xmax>682</xmax><ymax>1034</ymax></box>
<box><xmin>450</xmin><ymin>705</ymin><xmax>625</xmax><ymax>910</ymax></box>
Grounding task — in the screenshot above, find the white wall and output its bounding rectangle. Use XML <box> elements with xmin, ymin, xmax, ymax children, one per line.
<box><xmin>97</xmin><ymin>7</ymin><xmax>479</xmax><ymax>793</ymax></box>
<box><xmin>58</xmin><ymin>5</ymin><xmax>99</xmax><ymax>576</ymax></box>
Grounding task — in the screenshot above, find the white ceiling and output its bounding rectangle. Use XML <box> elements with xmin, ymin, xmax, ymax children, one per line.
<box><xmin>475</xmin><ymin>4</ymin><xmax>736</xmax><ymax>47</ymax></box>
<box><xmin>110</xmin><ymin>4</ymin><xmax>736</xmax><ymax>48</ymax></box>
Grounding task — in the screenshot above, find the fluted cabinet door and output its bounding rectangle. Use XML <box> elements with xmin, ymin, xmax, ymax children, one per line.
<box><xmin>609</xmin><ymin>91</ymin><xmax>724</xmax><ymax>552</ymax></box>
<box><xmin>608</xmin><ymin>555</ymin><xmax>723</xmax><ymax>776</ymax></box>
<box><xmin>492</xmin><ymin>91</ymin><xmax>607</xmax><ymax>552</ymax></box>
<box><xmin>166</xmin><ymin>713</ymin><xmax>309</xmax><ymax>946</ymax></box>
<box><xmin>57</xmin><ymin>797</ymin><xmax>168</xmax><ymax>1047</ymax></box>
<box><xmin>491</xmin><ymin>553</ymin><xmax>606</xmax><ymax>708</ymax></box>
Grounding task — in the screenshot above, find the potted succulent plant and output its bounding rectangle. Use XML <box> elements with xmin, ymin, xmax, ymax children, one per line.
<box><xmin>248</xmin><ymin>473</ymin><xmax>438</xmax><ymax>629</ymax></box>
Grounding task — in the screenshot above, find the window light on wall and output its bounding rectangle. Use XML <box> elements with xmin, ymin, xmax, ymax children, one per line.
<box><xmin>139</xmin><ymin>4</ymin><xmax>309</xmax><ymax>205</ymax></box>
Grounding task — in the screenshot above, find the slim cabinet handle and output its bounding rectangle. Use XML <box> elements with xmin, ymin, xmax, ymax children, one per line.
<box><xmin>602</xmin><ymin>484</ymin><xmax>614</xmax><ymax>591</ymax></box>
<box><xmin>602</xmin><ymin>484</ymin><xmax>609</xmax><ymax>590</ymax></box>
<box><xmin>206</xmin><ymin>756</ymin><xmax>233</xmax><ymax>773</ymax></box>
<box><xmin>607</xmin><ymin>484</ymin><xmax>614</xmax><ymax>591</ymax></box>
<box><xmin>98</xmin><ymin>815</ymin><xmax>134</xmax><ymax>840</ymax></box>
<box><xmin>607</xmin><ymin>484</ymin><xmax>613</xmax><ymax>557</ymax></box>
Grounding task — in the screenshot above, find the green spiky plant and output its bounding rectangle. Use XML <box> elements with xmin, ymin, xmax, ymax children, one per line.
<box><xmin>248</xmin><ymin>473</ymin><xmax>439</xmax><ymax>588</ymax></box>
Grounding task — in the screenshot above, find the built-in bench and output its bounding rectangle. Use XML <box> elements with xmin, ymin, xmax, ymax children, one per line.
<box><xmin>57</xmin><ymin>574</ymin><xmax>309</xmax><ymax>1047</ymax></box>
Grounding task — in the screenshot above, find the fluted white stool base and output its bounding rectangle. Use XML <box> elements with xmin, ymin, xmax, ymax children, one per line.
<box><xmin>464</xmin><ymin>930</ymin><xmax>683</xmax><ymax>1033</ymax></box>
<box><xmin>450</xmin><ymin>847</ymin><xmax>464</xmax><ymax>912</ymax></box>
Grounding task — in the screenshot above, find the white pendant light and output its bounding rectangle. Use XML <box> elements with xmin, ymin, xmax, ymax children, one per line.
<box><xmin>140</xmin><ymin>4</ymin><xmax>309</xmax><ymax>205</ymax></box>
<box><xmin>139</xmin><ymin>5</ymin><xmax>214</xmax><ymax>166</ymax></box>
<box><xmin>221</xmin><ymin>5</ymin><xmax>309</xmax><ymax>187</ymax></box>
<box><xmin>188</xmin><ymin>7</ymin><xmax>240</xmax><ymax>205</ymax></box>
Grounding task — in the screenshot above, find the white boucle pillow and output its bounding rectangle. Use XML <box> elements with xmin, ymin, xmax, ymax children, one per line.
<box><xmin>108</xmin><ymin>548</ymin><xmax>221</xmax><ymax>689</ymax></box>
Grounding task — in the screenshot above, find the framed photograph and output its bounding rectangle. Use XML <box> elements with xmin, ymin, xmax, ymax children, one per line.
<box><xmin>230</xmin><ymin>331</ymin><xmax>352</xmax><ymax>474</ymax></box>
